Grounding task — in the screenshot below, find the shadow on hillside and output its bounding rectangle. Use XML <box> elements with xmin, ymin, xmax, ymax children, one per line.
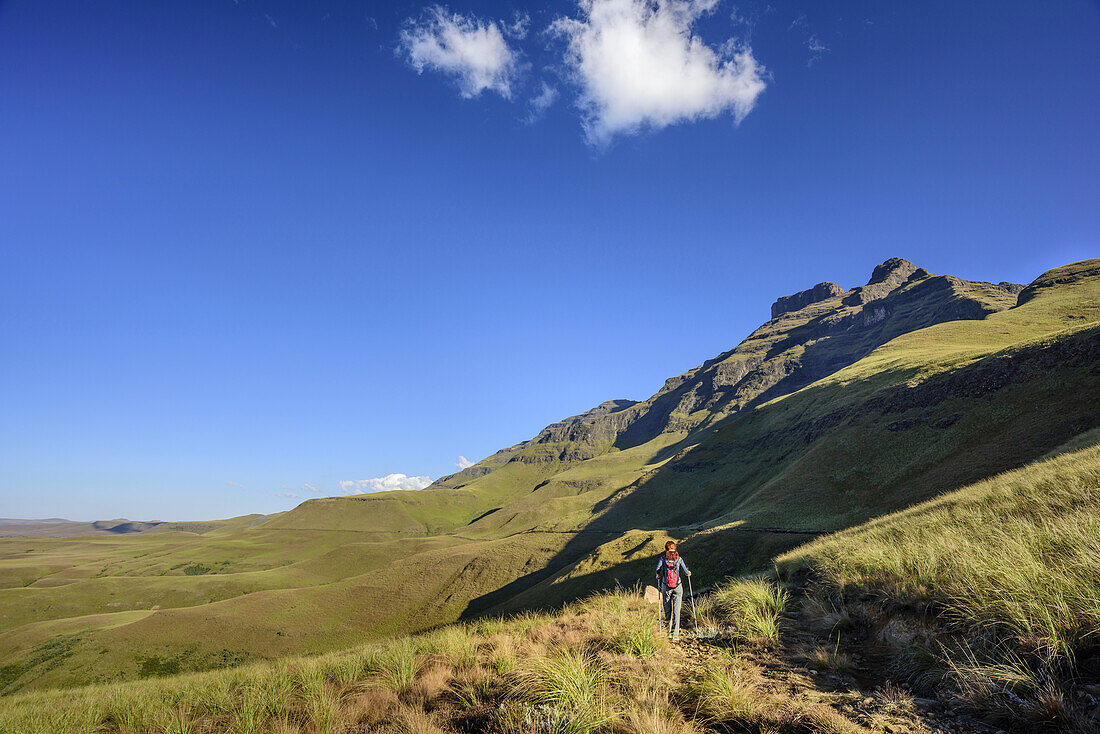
<box><xmin>462</xmin><ymin>526</ymin><xmax>816</xmax><ymax>618</ymax></box>
<box><xmin>461</xmin><ymin>325</ymin><xmax>1100</xmax><ymax>620</ymax></box>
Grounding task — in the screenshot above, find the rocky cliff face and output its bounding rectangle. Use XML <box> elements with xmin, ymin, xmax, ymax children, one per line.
<box><xmin>771</xmin><ymin>282</ymin><xmax>845</xmax><ymax>319</ymax></box>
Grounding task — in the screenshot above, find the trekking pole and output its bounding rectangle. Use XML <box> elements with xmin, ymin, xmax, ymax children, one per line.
<box><xmin>657</xmin><ymin>583</ymin><xmax>664</xmax><ymax>630</ymax></box>
<box><xmin>688</xmin><ymin>574</ymin><xmax>698</xmax><ymax>630</ymax></box>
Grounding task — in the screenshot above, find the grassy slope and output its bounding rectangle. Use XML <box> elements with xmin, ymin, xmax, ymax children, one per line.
<box><xmin>0</xmin><ymin>259</ymin><xmax>1096</xmax><ymax>694</ymax></box>
<box><xmin>778</xmin><ymin>433</ymin><xmax>1100</xmax><ymax>656</ymax></box>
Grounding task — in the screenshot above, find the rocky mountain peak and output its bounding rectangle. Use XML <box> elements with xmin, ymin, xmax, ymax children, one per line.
<box><xmin>842</xmin><ymin>258</ymin><xmax>927</xmax><ymax>307</ymax></box>
<box><xmin>769</xmin><ymin>259</ymin><xmax>927</xmax><ymax>321</ymax></box>
<box><xmin>868</xmin><ymin>257</ymin><xmax>920</xmax><ymax>286</ymax></box>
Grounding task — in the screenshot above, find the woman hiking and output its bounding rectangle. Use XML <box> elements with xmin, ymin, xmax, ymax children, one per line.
<box><xmin>656</xmin><ymin>540</ymin><xmax>691</xmax><ymax>639</ymax></box>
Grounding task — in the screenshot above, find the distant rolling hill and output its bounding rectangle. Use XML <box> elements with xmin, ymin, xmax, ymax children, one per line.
<box><xmin>1</xmin><ymin>257</ymin><xmax>1096</xmax><ymax>694</ymax></box>
<box><xmin>0</xmin><ymin>516</ymin><xmax>271</xmax><ymax>538</ymax></box>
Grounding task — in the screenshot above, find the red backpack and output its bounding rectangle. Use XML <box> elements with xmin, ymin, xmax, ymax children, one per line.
<box><xmin>663</xmin><ymin>552</ymin><xmax>679</xmax><ymax>588</ymax></box>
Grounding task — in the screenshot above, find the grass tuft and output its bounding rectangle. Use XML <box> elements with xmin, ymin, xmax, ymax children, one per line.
<box><xmin>367</xmin><ymin>637</ymin><xmax>422</xmax><ymax>694</ymax></box>
<box><xmin>687</xmin><ymin>660</ymin><xmax>766</xmax><ymax>724</ymax></box>
<box><xmin>805</xmin><ymin>644</ymin><xmax>856</xmax><ymax>674</ymax></box>
<box><xmin>515</xmin><ymin>649</ymin><xmax>614</xmax><ymax>733</ymax></box>
<box><xmin>420</xmin><ymin>624</ymin><xmax>480</xmax><ymax>670</ymax></box>
<box><xmin>710</xmin><ymin>578</ymin><xmax>787</xmax><ymax>641</ymax></box>
<box><xmin>617</xmin><ymin>702</ymin><xmax>701</xmax><ymax>734</ymax></box>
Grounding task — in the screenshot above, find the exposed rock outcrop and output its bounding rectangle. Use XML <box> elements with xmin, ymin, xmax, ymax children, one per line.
<box><xmin>869</xmin><ymin>257</ymin><xmax>920</xmax><ymax>285</ymax></box>
<box><xmin>843</xmin><ymin>258</ymin><xmax>922</xmax><ymax>306</ymax></box>
<box><xmin>771</xmin><ymin>282</ymin><xmax>845</xmax><ymax>319</ymax></box>
<box><xmin>529</xmin><ymin>399</ymin><xmax>638</xmax><ymax>445</ymax></box>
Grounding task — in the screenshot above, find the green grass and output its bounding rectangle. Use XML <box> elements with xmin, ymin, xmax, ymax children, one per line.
<box><xmin>419</xmin><ymin>624</ymin><xmax>480</xmax><ymax>670</ymax></box>
<box><xmin>368</xmin><ymin>637</ymin><xmax>422</xmax><ymax>693</ymax></box>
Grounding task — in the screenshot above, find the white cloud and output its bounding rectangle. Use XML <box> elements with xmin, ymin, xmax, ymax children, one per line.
<box><xmin>526</xmin><ymin>82</ymin><xmax>560</xmax><ymax>122</ymax></box>
<box><xmin>276</xmin><ymin>491</ymin><xmax>299</xmax><ymax>498</ymax></box>
<box><xmin>226</xmin><ymin>481</ymin><xmax>244</xmax><ymax>491</ymax></box>
<box><xmin>400</xmin><ymin>6</ymin><xmax>521</xmax><ymax>99</ymax></box>
<box><xmin>551</xmin><ymin>0</ymin><xmax>767</xmax><ymax>145</ymax></box>
<box><xmin>342</xmin><ymin>473</ymin><xmax>433</xmax><ymax>494</ymax></box>
<box><xmin>456</xmin><ymin>455</ymin><xmax>475</xmax><ymax>470</ymax></box>
<box><xmin>303</xmin><ymin>483</ymin><xmax>322</xmax><ymax>494</ymax></box>
<box><xmin>806</xmin><ymin>34</ymin><xmax>828</xmax><ymax>67</ymax></box>
<box><xmin>505</xmin><ymin>11</ymin><xmax>531</xmax><ymax>40</ymax></box>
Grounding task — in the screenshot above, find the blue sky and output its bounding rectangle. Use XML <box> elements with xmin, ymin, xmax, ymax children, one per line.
<box><xmin>1</xmin><ymin>0</ymin><xmax>1097</xmax><ymax>521</ymax></box>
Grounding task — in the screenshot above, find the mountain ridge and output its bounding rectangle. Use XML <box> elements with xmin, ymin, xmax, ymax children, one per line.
<box><xmin>429</xmin><ymin>257</ymin><xmax>1024</xmax><ymax>499</ymax></box>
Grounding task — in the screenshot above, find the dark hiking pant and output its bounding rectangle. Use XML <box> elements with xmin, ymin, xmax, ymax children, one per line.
<box><xmin>661</xmin><ymin>583</ymin><xmax>683</xmax><ymax>634</ymax></box>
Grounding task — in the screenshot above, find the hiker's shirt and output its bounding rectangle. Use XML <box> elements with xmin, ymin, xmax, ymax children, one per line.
<box><xmin>655</xmin><ymin>556</ymin><xmax>690</xmax><ymax>589</ymax></box>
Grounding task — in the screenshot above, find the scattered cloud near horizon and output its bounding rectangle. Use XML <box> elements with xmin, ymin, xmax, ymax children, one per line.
<box><xmin>552</xmin><ymin>0</ymin><xmax>766</xmax><ymax>145</ymax></box>
<box><xmin>399</xmin><ymin>5</ymin><xmax>521</xmax><ymax>99</ymax></box>
<box><xmin>455</xmin><ymin>455</ymin><xmax>475</xmax><ymax>470</ymax></box>
<box><xmin>340</xmin><ymin>474</ymin><xmax>434</xmax><ymax>494</ymax></box>
<box><xmin>276</xmin><ymin>491</ymin><xmax>299</xmax><ymax>498</ymax></box>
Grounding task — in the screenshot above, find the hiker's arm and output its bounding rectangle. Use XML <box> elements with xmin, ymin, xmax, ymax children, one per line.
<box><xmin>680</xmin><ymin>558</ymin><xmax>691</xmax><ymax>576</ymax></box>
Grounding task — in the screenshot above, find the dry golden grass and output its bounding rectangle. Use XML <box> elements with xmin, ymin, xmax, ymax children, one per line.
<box><xmin>615</xmin><ymin>702</ymin><xmax>701</xmax><ymax>734</ymax></box>
<box><xmin>405</xmin><ymin>663</ymin><xmax>453</xmax><ymax>706</ymax></box>
<box><xmin>804</xmin><ymin>644</ymin><xmax>855</xmax><ymax>674</ymax></box>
